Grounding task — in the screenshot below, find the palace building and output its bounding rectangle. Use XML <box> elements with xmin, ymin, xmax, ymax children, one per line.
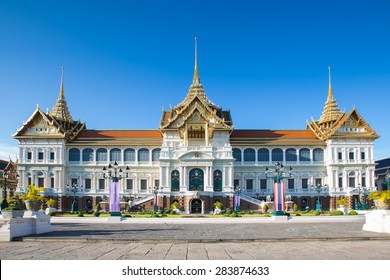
<box><xmin>13</xmin><ymin>47</ymin><xmax>380</xmax><ymax>213</ymax></box>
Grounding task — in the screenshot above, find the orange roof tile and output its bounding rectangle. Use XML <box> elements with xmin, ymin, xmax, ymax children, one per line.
<box><xmin>77</xmin><ymin>130</ymin><xmax>162</xmax><ymax>139</ymax></box>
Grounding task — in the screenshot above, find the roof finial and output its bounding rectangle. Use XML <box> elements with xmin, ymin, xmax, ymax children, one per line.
<box><xmin>192</xmin><ymin>36</ymin><xmax>200</xmax><ymax>85</ymax></box>
<box><xmin>328</xmin><ymin>66</ymin><xmax>333</xmax><ymax>100</ymax></box>
<box><xmin>60</xmin><ymin>66</ymin><xmax>65</xmax><ymax>99</ymax></box>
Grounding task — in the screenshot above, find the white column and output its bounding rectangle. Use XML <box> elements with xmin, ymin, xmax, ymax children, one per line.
<box><xmin>205</xmin><ymin>167</ymin><xmax>209</xmax><ymax>188</ymax></box>
<box><xmin>184</xmin><ymin>167</ymin><xmax>188</xmax><ymax>187</ymax></box>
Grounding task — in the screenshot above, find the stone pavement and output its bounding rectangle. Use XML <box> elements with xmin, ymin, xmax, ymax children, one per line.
<box><xmin>1</xmin><ymin>215</ymin><xmax>390</xmax><ymax>260</ymax></box>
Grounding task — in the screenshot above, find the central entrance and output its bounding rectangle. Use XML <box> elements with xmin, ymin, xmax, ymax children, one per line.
<box><xmin>189</xmin><ymin>168</ymin><xmax>204</xmax><ymax>191</ymax></box>
<box><xmin>191</xmin><ymin>199</ymin><xmax>202</xmax><ymax>214</ymax></box>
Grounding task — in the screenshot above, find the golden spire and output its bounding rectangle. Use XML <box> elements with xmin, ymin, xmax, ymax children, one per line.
<box><xmin>59</xmin><ymin>66</ymin><xmax>65</xmax><ymax>99</ymax></box>
<box><xmin>318</xmin><ymin>66</ymin><xmax>342</xmax><ymax>125</ymax></box>
<box><xmin>50</xmin><ymin>66</ymin><xmax>73</xmax><ymax>123</ymax></box>
<box><xmin>327</xmin><ymin>66</ymin><xmax>333</xmax><ymax>100</ymax></box>
<box><xmin>192</xmin><ymin>36</ymin><xmax>201</xmax><ymax>85</ymax></box>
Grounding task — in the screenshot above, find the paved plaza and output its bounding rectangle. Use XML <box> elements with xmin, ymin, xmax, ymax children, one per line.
<box><xmin>1</xmin><ymin>216</ymin><xmax>390</xmax><ymax>260</ymax></box>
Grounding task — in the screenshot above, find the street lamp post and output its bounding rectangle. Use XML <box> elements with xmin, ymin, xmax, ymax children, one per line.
<box><xmin>312</xmin><ymin>183</ymin><xmax>327</xmax><ymax>211</ymax></box>
<box><xmin>265</xmin><ymin>162</ymin><xmax>293</xmax><ymax>216</ymax></box>
<box><xmin>67</xmin><ymin>183</ymin><xmax>82</xmax><ymax>213</ymax></box>
<box><xmin>1</xmin><ymin>170</ymin><xmax>9</xmax><ymax>210</ymax></box>
<box><xmin>102</xmin><ymin>161</ymin><xmax>129</xmax><ymax>216</ymax></box>
<box><xmin>152</xmin><ymin>185</ymin><xmax>160</xmax><ymax>213</ymax></box>
<box><xmin>352</xmin><ymin>184</ymin><xmax>374</xmax><ymax>210</ymax></box>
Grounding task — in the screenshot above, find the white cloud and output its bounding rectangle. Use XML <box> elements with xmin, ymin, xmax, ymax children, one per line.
<box><xmin>0</xmin><ymin>143</ymin><xmax>18</xmax><ymax>161</ymax></box>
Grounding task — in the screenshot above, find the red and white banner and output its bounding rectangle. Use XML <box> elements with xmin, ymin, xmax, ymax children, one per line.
<box><xmin>274</xmin><ymin>181</ymin><xmax>285</xmax><ymax>212</ymax></box>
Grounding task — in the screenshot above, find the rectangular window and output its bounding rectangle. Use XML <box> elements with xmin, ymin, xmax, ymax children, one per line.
<box><xmin>154</xmin><ymin>180</ymin><xmax>160</xmax><ymax>187</ymax></box>
<box><xmin>260</xmin><ymin>179</ymin><xmax>267</xmax><ymax>190</ymax></box>
<box><xmin>28</xmin><ymin>177</ymin><xmax>32</xmax><ymax>186</ymax></box>
<box><xmin>234</xmin><ymin>179</ymin><xmax>240</xmax><ymax>188</ymax></box>
<box><xmin>50</xmin><ymin>177</ymin><xmax>55</xmax><ymax>188</ymax></box>
<box><xmin>361</xmin><ymin>152</ymin><xmax>366</xmax><ymax>160</ymax></box>
<box><xmin>288</xmin><ymin>178</ymin><xmax>294</xmax><ymax>190</ymax></box>
<box><xmin>302</xmin><ymin>178</ymin><xmax>308</xmax><ymax>189</ymax></box>
<box><xmin>99</xmin><ymin>179</ymin><xmax>105</xmax><ymax>190</ymax></box>
<box><xmin>85</xmin><ymin>178</ymin><xmax>91</xmax><ymax>190</ymax></box>
<box><xmin>38</xmin><ymin>178</ymin><xmax>44</xmax><ymax>188</ymax></box>
<box><xmin>338</xmin><ymin>177</ymin><xmax>343</xmax><ymax>188</ymax></box>
<box><xmin>126</xmin><ymin>179</ymin><xmax>133</xmax><ymax>190</ymax></box>
<box><xmin>140</xmin><ymin>179</ymin><xmax>148</xmax><ymax>191</ymax></box>
<box><xmin>349</xmin><ymin>177</ymin><xmax>355</xmax><ymax>188</ymax></box>
<box><xmin>362</xmin><ymin>177</ymin><xmax>366</xmax><ymax>187</ymax></box>
<box><xmin>338</xmin><ymin>152</ymin><xmax>342</xmax><ymax>160</ymax></box>
<box><xmin>349</xmin><ymin>152</ymin><xmax>354</xmax><ymax>160</ymax></box>
<box><xmin>50</xmin><ymin>152</ymin><xmax>55</xmax><ymax>160</ymax></box>
<box><xmin>38</xmin><ymin>152</ymin><xmax>44</xmax><ymax>160</ymax></box>
<box><xmin>315</xmin><ymin>178</ymin><xmax>322</xmax><ymax>186</ymax></box>
<box><xmin>27</xmin><ymin>152</ymin><xmax>32</xmax><ymax>160</ymax></box>
<box><xmin>246</xmin><ymin>179</ymin><xmax>253</xmax><ymax>190</ymax></box>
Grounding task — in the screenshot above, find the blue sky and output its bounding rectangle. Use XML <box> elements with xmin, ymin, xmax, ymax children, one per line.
<box><xmin>0</xmin><ymin>0</ymin><xmax>389</xmax><ymax>160</ymax></box>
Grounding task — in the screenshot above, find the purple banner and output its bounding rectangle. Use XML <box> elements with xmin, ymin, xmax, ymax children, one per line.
<box><xmin>109</xmin><ymin>182</ymin><xmax>120</xmax><ymax>212</ymax></box>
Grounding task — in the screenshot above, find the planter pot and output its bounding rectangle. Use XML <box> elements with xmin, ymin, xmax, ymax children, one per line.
<box><xmin>24</xmin><ymin>200</ymin><xmax>42</xmax><ymax>211</ymax></box>
<box><xmin>374</xmin><ymin>199</ymin><xmax>390</xmax><ymax>210</ymax></box>
<box><xmin>1</xmin><ymin>210</ymin><xmax>25</xmax><ymax>218</ymax></box>
<box><xmin>45</xmin><ymin>207</ymin><xmax>57</xmax><ymax>215</ymax></box>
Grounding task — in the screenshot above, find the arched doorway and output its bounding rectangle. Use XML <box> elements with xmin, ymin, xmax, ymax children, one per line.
<box><xmin>191</xmin><ymin>199</ymin><xmax>202</xmax><ymax>214</ymax></box>
<box><xmin>189</xmin><ymin>168</ymin><xmax>204</xmax><ymax>191</ymax></box>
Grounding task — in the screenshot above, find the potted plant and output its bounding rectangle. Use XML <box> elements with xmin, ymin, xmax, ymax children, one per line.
<box><xmin>367</xmin><ymin>190</ymin><xmax>390</xmax><ymax>209</ymax></box>
<box><xmin>213</xmin><ymin>201</ymin><xmax>223</xmax><ymax>215</ymax></box>
<box><xmin>45</xmin><ymin>198</ymin><xmax>57</xmax><ymax>214</ymax></box>
<box><xmin>21</xmin><ymin>185</ymin><xmax>44</xmax><ymax>211</ymax></box>
<box><xmin>337</xmin><ymin>198</ymin><xmax>347</xmax><ymax>207</ymax></box>
<box><xmin>1</xmin><ymin>197</ymin><xmax>24</xmax><ymax>218</ymax></box>
<box><xmin>170</xmin><ymin>201</ymin><xmax>181</xmax><ymax>214</ymax></box>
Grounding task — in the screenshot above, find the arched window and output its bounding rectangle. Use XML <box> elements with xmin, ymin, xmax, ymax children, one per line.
<box><xmin>244</xmin><ymin>148</ymin><xmax>255</xmax><ymax>162</ymax></box>
<box><xmin>213</xmin><ymin>170</ymin><xmax>222</xmax><ymax>192</ymax></box>
<box><xmin>271</xmin><ymin>148</ymin><xmax>283</xmax><ymax>162</ymax></box>
<box><xmin>286</xmin><ymin>148</ymin><xmax>297</xmax><ymax>162</ymax></box>
<box><xmin>96</xmin><ymin>148</ymin><xmax>108</xmax><ymax>162</ymax></box>
<box><xmin>299</xmin><ymin>148</ymin><xmax>310</xmax><ymax>162</ymax></box>
<box><xmin>258</xmin><ymin>148</ymin><xmax>270</xmax><ymax>162</ymax></box>
<box><xmin>152</xmin><ymin>148</ymin><xmax>161</xmax><ymax>162</ymax></box>
<box><xmin>313</xmin><ymin>148</ymin><xmax>324</xmax><ymax>161</ymax></box>
<box><xmin>171</xmin><ymin>170</ymin><xmax>180</xmax><ymax>192</ymax></box>
<box><xmin>138</xmin><ymin>148</ymin><xmax>150</xmax><ymax>162</ymax></box>
<box><xmin>189</xmin><ymin>168</ymin><xmax>204</xmax><ymax>191</ymax></box>
<box><xmin>110</xmin><ymin>148</ymin><xmax>121</xmax><ymax>162</ymax></box>
<box><xmin>69</xmin><ymin>148</ymin><xmax>80</xmax><ymax>162</ymax></box>
<box><xmin>124</xmin><ymin>148</ymin><xmax>135</xmax><ymax>162</ymax></box>
<box><xmin>232</xmin><ymin>148</ymin><xmax>242</xmax><ymax>162</ymax></box>
<box><xmin>82</xmin><ymin>148</ymin><xmax>94</xmax><ymax>162</ymax></box>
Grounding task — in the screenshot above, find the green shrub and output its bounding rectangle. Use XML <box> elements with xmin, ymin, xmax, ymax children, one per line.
<box><xmin>93</xmin><ymin>211</ymin><xmax>101</xmax><ymax>217</ymax></box>
<box><xmin>48</xmin><ymin>212</ymin><xmax>56</xmax><ymax>216</ymax></box>
<box><xmin>313</xmin><ymin>210</ymin><xmax>320</xmax><ymax>216</ymax></box>
<box><xmin>295</xmin><ymin>213</ymin><xmax>301</xmax><ymax>216</ymax></box>
<box><xmin>263</xmin><ymin>214</ymin><xmax>271</xmax><ymax>217</ymax></box>
<box><xmin>262</xmin><ymin>204</ymin><xmax>269</xmax><ymax>212</ymax></box>
<box><xmin>348</xmin><ymin>210</ymin><xmax>358</xmax><ymax>215</ymax></box>
<box><xmin>284</xmin><ymin>212</ymin><xmax>290</xmax><ymax>217</ymax></box>
<box><xmin>223</xmin><ymin>213</ymin><xmax>230</xmax><ymax>217</ymax></box>
<box><xmin>77</xmin><ymin>211</ymin><xmax>84</xmax><ymax>217</ymax></box>
<box><xmin>226</xmin><ymin>209</ymin><xmax>232</xmax><ymax>214</ymax></box>
<box><xmin>293</xmin><ymin>203</ymin><xmax>298</xmax><ymax>212</ymax></box>
<box><xmin>122</xmin><ymin>214</ymin><xmax>132</xmax><ymax>217</ymax></box>
<box><xmin>332</xmin><ymin>210</ymin><xmax>344</xmax><ymax>215</ymax></box>
<box><xmin>230</xmin><ymin>212</ymin><xmax>239</xmax><ymax>217</ymax></box>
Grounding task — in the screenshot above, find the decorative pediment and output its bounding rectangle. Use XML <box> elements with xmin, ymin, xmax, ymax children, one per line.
<box><xmin>13</xmin><ymin>108</ymin><xmax>65</xmax><ymax>138</ymax></box>
<box><xmin>178</xmin><ymin>151</ymin><xmax>214</xmax><ymax>161</ymax></box>
<box><xmin>307</xmin><ymin>108</ymin><xmax>379</xmax><ymax>140</ymax></box>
